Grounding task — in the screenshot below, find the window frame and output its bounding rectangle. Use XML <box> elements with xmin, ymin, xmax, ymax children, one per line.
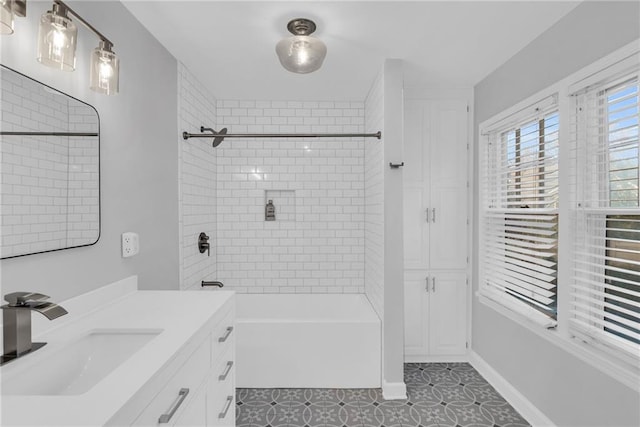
<box><xmin>476</xmin><ymin>39</ymin><xmax>640</xmax><ymax>392</ymax></box>
<box><xmin>568</xmin><ymin>67</ymin><xmax>640</xmax><ymax>363</ymax></box>
<box><xmin>479</xmin><ymin>99</ymin><xmax>560</xmax><ymax>324</ymax></box>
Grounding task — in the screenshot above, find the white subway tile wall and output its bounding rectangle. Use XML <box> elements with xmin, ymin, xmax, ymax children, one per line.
<box><xmin>364</xmin><ymin>70</ymin><xmax>385</xmax><ymax>318</ymax></box>
<box><xmin>178</xmin><ymin>63</ymin><xmax>218</xmax><ymax>290</ymax></box>
<box><xmin>216</xmin><ymin>100</ymin><xmax>366</xmax><ymax>293</ymax></box>
<box><xmin>1</xmin><ymin>68</ymin><xmax>99</xmax><ymax>258</ymax></box>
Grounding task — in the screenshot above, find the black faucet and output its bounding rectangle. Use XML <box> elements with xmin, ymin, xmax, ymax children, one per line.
<box><xmin>1</xmin><ymin>292</ymin><xmax>67</xmax><ymax>366</ymax></box>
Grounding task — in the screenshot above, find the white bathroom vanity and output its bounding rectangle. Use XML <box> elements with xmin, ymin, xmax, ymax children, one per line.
<box><xmin>1</xmin><ymin>277</ymin><xmax>235</xmax><ymax>426</ymax></box>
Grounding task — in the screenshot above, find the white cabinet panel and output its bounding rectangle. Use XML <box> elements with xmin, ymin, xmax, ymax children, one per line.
<box><xmin>132</xmin><ymin>339</ymin><xmax>210</xmax><ymax>426</ymax></box>
<box><xmin>403</xmin><ymin>95</ymin><xmax>469</xmax><ymax>360</ymax></box>
<box><xmin>173</xmin><ymin>387</ymin><xmax>207</xmax><ymax>427</ymax></box>
<box><xmin>429</xmin><ymin>100</ymin><xmax>468</xmax><ymax>189</ymax></box>
<box><xmin>402</xmin><ymin>98</ymin><xmax>468</xmax><ymax>271</ymax></box>
<box><xmin>404</xmin><ymin>272</ymin><xmax>429</xmax><ymax>357</ymax></box>
<box><xmin>428</xmin><ymin>271</ymin><xmax>468</xmax><ymax>356</ymax></box>
<box><xmin>430</xmin><ymin>187</ymin><xmax>467</xmax><ymax>269</ymax></box>
<box><xmin>404</xmin><ymin>270</ymin><xmax>467</xmax><ymax>359</ymax></box>
<box><xmin>403</xmin><ymin>185</ymin><xmax>429</xmax><ymax>269</ymax></box>
<box><xmin>403</xmin><ymin>100</ymin><xmax>429</xmax><ymax>184</ymax></box>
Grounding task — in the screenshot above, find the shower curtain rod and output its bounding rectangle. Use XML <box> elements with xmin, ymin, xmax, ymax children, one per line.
<box><xmin>182</xmin><ymin>126</ymin><xmax>381</xmax><ymax>147</ymax></box>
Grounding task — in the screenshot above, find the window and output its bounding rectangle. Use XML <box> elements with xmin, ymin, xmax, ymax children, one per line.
<box><xmin>570</xmin><ymin>69</ymin><xmax>640</xmax><ymax>364</ymax></box>
<box><xmin>480</xmin><ymin>96</ymin><xmax>559</xmax><ymax>324</ymax></box>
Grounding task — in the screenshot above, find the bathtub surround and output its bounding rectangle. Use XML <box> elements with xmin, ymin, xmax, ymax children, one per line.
<box><xmin>364</xmin><ymin>69</ymin><xmax>385</xmax><ymax>319</ymax></box>
<box><xmin>176</xmin><ymin>60</ymin><xmax>405</xmax><ymax>397</ymax></box>
<box><xmin>0</xmin><ymin>0</ymin><xmax>179</xmax><ymax>300</ymax></box>
<box><xmin>178</xmin><ymin>63</ymin><xmax>218</xmax><ymax>290</ymax></box>
<box><xmin>472</xmin><ymin>2</ymin><xmax>640</xmax><ymax>426</ymax></box>
<box><xmin>215</xmin><ymin>99</ymin><xmax>365</xmax><ymax>293</ymax></box>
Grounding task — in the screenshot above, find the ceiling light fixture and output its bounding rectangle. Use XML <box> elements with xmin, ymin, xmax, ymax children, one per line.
<box><xmin>275</xmin><ymin>18</ymin><xmax>326</xmax><ymax>74</ymax></box>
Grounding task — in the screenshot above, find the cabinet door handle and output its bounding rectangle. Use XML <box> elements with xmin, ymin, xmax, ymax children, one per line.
<box><xmin>219</xmin><ymin>361</ymin><xmax>234</xmax><ymax>381</ymax></box>
<box><xmin>425</xmin><ymin>276</ymin><xmax>429</xmax><ymax>293</ymax></box>
<box><xmin>432</xmin><ymin>276</ymin><xmax>436</xmax><ymax>293</ymax></box>
<box><xmin>158</xmin><ymin>388</ymin><xmax>189</xmax><ymax>424</ymax></box>
<box><xmin>425</xmin><ymin>208</ymin><xmax>430</xmax><ymax>223</ymax></box>
<box><xmin>432</xmin><ymin>208</ymin><xmax>436</xmax><ymax>223</ymax></box>
<box><xmin>218</xmin><ymin>326</ymin><xmax>234</xmax><ymax>342</ymax></box>
<box><xmin>218</xmin><ymin>395</ymin><xmax>234</xmax><ymax>419</ymax></box>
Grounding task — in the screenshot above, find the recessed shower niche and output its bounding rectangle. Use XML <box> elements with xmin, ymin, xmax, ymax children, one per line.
<box><xmin>264</xmin><ymin>190</ymin><xmax>296</xmax><ymax>222</ymax></box>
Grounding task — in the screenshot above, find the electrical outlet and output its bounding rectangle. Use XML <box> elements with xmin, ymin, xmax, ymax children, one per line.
<box><xmin>122</xmin><ymin>232</ymin><xmax>139</xmax><ymax>258</ymax></box>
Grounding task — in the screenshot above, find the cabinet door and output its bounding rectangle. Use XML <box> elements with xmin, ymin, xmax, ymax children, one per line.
<box><xmin>403</xmin><ymin>271</ymin><xmax>430</xmax><ymax>357</ymax></box>
<box><xmin>430</xmin><ymin>187</ymin><xmax>467</xmax><ymax>269</ymax></box>
<box><xmin>403</xmin><ymin>100</ymin><xmax>430</xmax><ymax>269</ymax></box>
<box><xmin>428</xmin><ymin>271</ymin><xmax>467</xmax><ymax>356</ymax></box>
<box><xmin>173</xmin><ymin>387</ymin><xmax>207</xmax><ymax>427</ymax></box>
<box><xmin>428</xmin><ymin>99</ymin><xmax>468</xmax><ymax>269</ymax></box>
<box><xmin>403</xmin><ymin>185</ymin><xmax>429</xmax><ymax>269</ymax></box>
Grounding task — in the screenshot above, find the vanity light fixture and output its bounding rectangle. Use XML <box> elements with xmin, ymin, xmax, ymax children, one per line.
<box><xmin>35</xmin><ymin>0</ymin><xmax>119</xmax><ymax>94</ymax></box>
<box><xmin>37</xmin><ymin>1</ymin><xmax>77</xmax><ymax>71</ymax></box>
<box><xmin>90</xmin><ymin>40</ymin><xmax>119</xmax><ymax>95</ymax></box>
<box><xmin>275</xmin><ymin>18</ymin><xmax>326</xmax><ymax>74</ymax></box>
<box><xmin>0</xmin><ymin>0</ymin><xmax>26</xmax><ymax>35</ymax></box>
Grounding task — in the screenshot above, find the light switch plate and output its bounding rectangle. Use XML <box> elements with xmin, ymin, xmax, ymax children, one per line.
<box><xmin>122</xmin><ymin>232</ymin><xmax>139</xmax><ymax>258</ymax></box>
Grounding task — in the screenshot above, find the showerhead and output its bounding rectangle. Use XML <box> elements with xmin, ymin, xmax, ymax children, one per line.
<box><xmin>212</xmin><ymin>128</ymin><xmax>227</xmax><ymax>147</ymax></box>
<box><xmin>199</xmin><ymin>126</ymin><xmax>227</xmax><ymax>147</ymax></box>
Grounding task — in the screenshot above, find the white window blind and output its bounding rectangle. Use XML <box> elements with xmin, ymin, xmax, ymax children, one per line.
<box><xmin>570</xmin><ymin>65</ymin><xmax>640</xmax><ymax>364</ymax></box>
<box><xmin>480</xmin><ymin>97</ymin><xmax>559</xmax><ymax>324</ymax></box>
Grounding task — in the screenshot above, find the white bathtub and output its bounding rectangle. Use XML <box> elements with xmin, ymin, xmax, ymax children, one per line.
<box><xmin>235</xmin><ymin>294</ymin><xmax>381</xmax><ymax>388</ymax></box>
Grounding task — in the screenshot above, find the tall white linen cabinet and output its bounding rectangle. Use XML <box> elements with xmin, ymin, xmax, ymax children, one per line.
<box><xmin>403</xmin><ymin>90</ymin><xmax>471</xmax><ymax>361</ymax></box>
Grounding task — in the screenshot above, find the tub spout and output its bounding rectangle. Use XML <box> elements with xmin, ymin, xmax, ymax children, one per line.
<box><xmin>202</xmin><ymin>280</ymin><xmax>224</xmax><ymax>288</ymax></box>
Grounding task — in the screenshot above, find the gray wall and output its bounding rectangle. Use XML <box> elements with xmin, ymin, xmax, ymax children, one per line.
<box><xmin>1</xmin><ymin>1</ymin><xmax>179</xmax><ymax>301</ymax></box>
<box><xmin>473</xmin><ymin>2</ymin><xmax>640</xmax><ymax>426</ymax></box>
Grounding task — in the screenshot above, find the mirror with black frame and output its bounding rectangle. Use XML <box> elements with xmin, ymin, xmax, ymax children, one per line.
<box><xmin>0</xmin><ymin>65</ymin><xmax>100</xmax><ymax>259</ymax></box>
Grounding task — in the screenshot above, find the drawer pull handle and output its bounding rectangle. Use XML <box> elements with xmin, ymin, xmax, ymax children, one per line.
<box><xmin>218</xmin><ymin>326</ymin><xmax>234</xmax><ymax>342</ymax></box>
<box><xmin>219</xmin><ymin>361</ymin><xmax>234</xmax><ymax>381</ymax></box>
<box><xmin>218</xmin><ymin>395</ymin><xmax>234</xmax><ymax>419</ymax></box>
<box><xmin>158</xmin><ymin>388</ymin><xmax>189</xmax><ymax>424</ymax></box>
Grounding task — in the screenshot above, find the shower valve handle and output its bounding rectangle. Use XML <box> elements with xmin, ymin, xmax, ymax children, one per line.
<box><xmin>198</xmin><ymin>232</ymin><xmax>210</xmax><ymax>256</ymax></box>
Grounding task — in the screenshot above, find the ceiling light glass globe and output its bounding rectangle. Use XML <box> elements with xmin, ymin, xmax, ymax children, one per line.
<box><xmin>276</xmin><ymin>35</ymin><xmax>326</xmax><ymax>74</ymax></box>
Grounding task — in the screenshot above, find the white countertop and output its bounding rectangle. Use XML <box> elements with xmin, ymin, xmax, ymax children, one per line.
<box><xmin>1</xmin><ymin>282</ymin><xmax>234</xmax><ymax>426</ymax></box>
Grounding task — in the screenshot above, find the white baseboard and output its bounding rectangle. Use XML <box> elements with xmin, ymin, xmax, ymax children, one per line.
<box><xmin>405</xmin><ymin>354</ymin><xmax>469</xmax><ymax>363</ymax></box>
<box><xmin>382</xmin><ymin>380</ymin><xmax>407</xmax><ymax>400</ymax></box>
<box><xmin>469</xmin><ymin>351</ymin><xmax>555</xmax><ymax>427</ymax></box>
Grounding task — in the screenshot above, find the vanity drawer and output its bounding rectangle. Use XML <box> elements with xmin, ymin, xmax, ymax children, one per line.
<box><xmin>211</xmin><ymin>306</ymin><xmax>234</xmax><ymax>361</ymax></box>
<box><xmin>132</xmin><ymin>338</ymin><xmax>210</xmax><ymax>426</ymax></box>
<box><xmin>208</xmin><ymin>346</ymin><xmax>235</xmax><ymax>426</ymax></box>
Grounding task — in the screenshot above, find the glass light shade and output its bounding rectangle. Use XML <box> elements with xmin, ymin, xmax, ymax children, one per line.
<box><xmin>0</xmin><ymin>0</ymin><xmax>14</xmax><ymax>35</ymax></box>
<box><xmin>37</xmin><ymin>10</ymin><xmax>77</xmax><ymax>71</ymax></box>
<box><xmin>275</xmin><ymin>35</ymin><xmax>326</xmax><ymax>74</ymax></box>
<box><xmin>90</xmin><ymin>44</ymin><xmax>119</xmax><ymax>95</ymax></box>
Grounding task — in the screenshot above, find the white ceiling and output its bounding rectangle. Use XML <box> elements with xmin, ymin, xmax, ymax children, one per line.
<box><xmin>123</xmin><ymin>1</ymin><xmax>580</xmax><ymax>101</ymax></box>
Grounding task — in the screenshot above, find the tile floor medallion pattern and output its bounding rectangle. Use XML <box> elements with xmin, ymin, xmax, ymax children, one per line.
<box><xmin>236</xmin><ymin>363</ymin><xmax>530</xmax><ymax>427</ymax></box>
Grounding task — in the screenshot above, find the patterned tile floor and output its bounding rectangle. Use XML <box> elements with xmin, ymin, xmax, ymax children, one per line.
<box><xmin>236</xmin><ymin>363</ymin><xmax>530</xmax><ymax>427</ymax></box>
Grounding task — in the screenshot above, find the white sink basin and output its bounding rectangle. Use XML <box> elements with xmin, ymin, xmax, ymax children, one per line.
<box><xmin>2</xmin><ymin>329</ymin><xmax>162</xmax><ymax>396</ymax></box>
